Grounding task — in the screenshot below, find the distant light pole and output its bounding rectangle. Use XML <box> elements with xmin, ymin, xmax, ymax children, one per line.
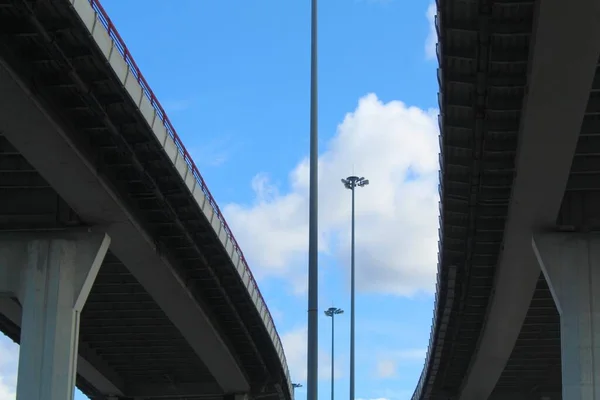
<box><xmin>293</xmin><ymin>383</ymin><xmax>303</xmax><ymax>399</ymax></box>
<box><xmin>341</xmin><ymin>176</ymin><xmax>369</xmax><ymax>400</ymax></box>
<box><xmin>324</xmin><ymin>307</ymin><xmax>343</xmax><ymax>400</ymax></box>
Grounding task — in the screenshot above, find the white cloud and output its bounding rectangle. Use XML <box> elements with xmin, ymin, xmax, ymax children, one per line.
<box><xmin>0</xmin><ymin>335</ymin><xmax>18</xmax><ymax>400</ymax></box>
<box><xmin>224</xmin><ymin>93</ymin><xmax>440</xmax><ymax>296</ymax></box>
<box><xmin>425</xmin><ymin>2</ymin><xmax>437</xmax><ymax>60</ymax></box>
<box><xmin>359</xmin><ymin>390</ymin><xmax>415</xmax><ymax>400</ymax></box>
<box><xmin>376</xmin><ymin>360</ymin><xmax>396</xmax><ymax>378</ymax></box>
<box><xmin>281</xmin><ymin>326</ymin><xmax>342</xmax><ymax>382</ymax></box>
<box><xmin>374</xmin><ymin>348</ymin><xmax>426</xmax><ymax>379</ymax></box>
<box><xmin>390</xmin><ymin>348</ymin><xmax>427</xmax><ymax>362</ymax></box>
<box><xmin>0</xmin><ymin>379</ymin><xmax>14</xmax><ymax>400</ymax></box>
<box><xmin>358</xmin><ymin>387</ymin><xmax>419</xmax><ymax>400</ymax></box>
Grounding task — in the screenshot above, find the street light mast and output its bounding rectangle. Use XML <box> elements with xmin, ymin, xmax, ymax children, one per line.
<box><xmin>306</xmin><ymin>1</ymin><xmax>319</xmax><ymax>400</ymax></box>
<box><xmin>292</xmin><ymin>383</ymin><xmax>303</xmax><ymax>400</ymax></box>
<box><xmin>324</xmin><ymin>307</ymin><xmax>344</xmax><ymax>400</ymax></box>
<box><xmin>340</xmin><ymin>176</ymin><xmax>369</xmax><ymax>400</ymax></box>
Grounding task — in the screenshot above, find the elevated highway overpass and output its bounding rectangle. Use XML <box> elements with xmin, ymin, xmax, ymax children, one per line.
<box><xmin>0</xmin><ymin>0</ymin><xmax>291</xmax><ymax>399</ymax></box>
<box><xmin>413</xmin><ymin>0</ymin><xmax>600</xmax><ymax>399</ymax></box>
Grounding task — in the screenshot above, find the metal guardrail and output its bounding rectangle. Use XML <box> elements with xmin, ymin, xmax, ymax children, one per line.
<box><xmin>86</xmin><ymin>0</ymin><xmax>291</xmax><ymax>393</ymax></box>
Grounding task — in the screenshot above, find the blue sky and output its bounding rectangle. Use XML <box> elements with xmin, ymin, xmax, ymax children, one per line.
<box><xmin>0</xmin><ymin>1</ymin><xmax>441</xmax><ymax>400</ymax></box>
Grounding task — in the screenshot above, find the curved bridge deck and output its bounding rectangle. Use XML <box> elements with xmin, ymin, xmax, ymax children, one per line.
<box><xmin>414</xmin><ymin>0</ymin><xmax>600</xmax><ymax>398</ymax></box>
<box><xmin>0</xmin><ymin>1</ymin><xmax>291</xmax><ymax>399</ymax></box>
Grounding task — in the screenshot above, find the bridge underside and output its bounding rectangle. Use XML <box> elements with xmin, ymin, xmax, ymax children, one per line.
<box><xmin>424</xmin><ymin>0</ymin><xmax>600</xmax><ymax>398</ymax></box>
<box><xmin>0</xmin><ymin>0</ymin><xmax>287</xmax><ymax>399</ymax></box>
<box><xmin>0</xmin><ymin>228</ymin><xmax>219</xmax><ymax>400</ymax></box>
<box><xmin>496</xmin><ymin>49</ymin><xmax>600</xmax><ymax>396</ymax></box>
<box><xmin>0</xmin><ymin>128</ymin><xmax>220</xmax><ymax>399</ymax></box>
<box><xmin>492</xmin><ymin>276</ymin><xmax>559</xmax><ymax>393</ymax></box>
<box><xmin>431</xmin><ymin>0</ymin><xmax>546</xmax><ymax>395</ymax></box>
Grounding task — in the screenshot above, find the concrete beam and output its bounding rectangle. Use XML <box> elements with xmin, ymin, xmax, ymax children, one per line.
<box><xmin>0</xmin><ymin>53</ymin><xmax>248</xmax><ymax>393</ymax></box>
<box><xmin>457</xmin><ymin>1</ymin><xmax>600</xmax><ymax>399</ymax></box>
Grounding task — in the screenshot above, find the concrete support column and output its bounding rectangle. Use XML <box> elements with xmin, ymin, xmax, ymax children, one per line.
<box><xmin>0</xmin><ymin>232</ymin><xmax>110</xmax><ymax>400</ymax></box>
<box><xmin>532</xmin><ymin>233</ymin><xmax>600</xmax><ymax>400</ymax></box>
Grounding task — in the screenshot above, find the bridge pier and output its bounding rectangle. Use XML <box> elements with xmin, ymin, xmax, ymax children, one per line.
<box><xmin>532</xmin><ymin>233</ymin><xmax>600</xmax><ymax>400</ymax></box>
<box><xmin>0</xmin><ymin>231</ymin><xmax>110</xmax><ymax>400</ymax></box>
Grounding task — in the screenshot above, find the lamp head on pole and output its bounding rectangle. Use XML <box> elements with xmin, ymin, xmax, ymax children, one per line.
<box><xmin>324</xmin><ymin>307</ymin><xmax>344</xmax><ymax>317</ymax></box>
<box><xmin>341</xmin><ymin>176</ymin><xmax>369</xmax><ymax>190</ymax></box>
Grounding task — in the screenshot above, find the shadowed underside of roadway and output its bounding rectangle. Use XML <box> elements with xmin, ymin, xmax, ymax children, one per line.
<box><xmin>434</xmin><ymin>0</ymin><xmax>558</xmax><ymax>393</ymax></box>
<box><xmin>416</xmin><ymin>0</ymin><xmax>600</xmax><ymax>398</ymax></box>
<box><xmin>0</xmin><ymin>1</ymin><xmax>287</xmax><ymax>399</ymax></box>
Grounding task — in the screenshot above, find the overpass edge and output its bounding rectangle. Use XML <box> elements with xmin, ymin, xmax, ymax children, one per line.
<box><xmin>66</xmin><ymin>0</ymin><xmax>292</xmax><ymax>396</ymax></box>
<box><xmin>412</xmin><ymin>1</ymin><xmax>453</xmax><ymax>398</ymax></box>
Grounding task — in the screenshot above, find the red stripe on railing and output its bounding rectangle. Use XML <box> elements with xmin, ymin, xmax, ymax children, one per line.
<box><xmin>87</xmin><ymin>0</ymin><xmax>289</xmax><ymax>382</ymax></box>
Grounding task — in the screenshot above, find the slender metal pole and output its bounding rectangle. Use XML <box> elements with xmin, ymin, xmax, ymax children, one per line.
<box><xmin>293</xmin><ymin>384</ymin><xmax>303</xmax><ymax>400</ymax></box>
<box><xmin>349</xmin><ymin>186</ymin><xmax>356</xmax><ymax>400</ymax></box>
<box><xmin>331</xmin><ymin>313</ymin><xmax>335</xmax><ymax>400</ymax></box>
<box><xmin>325</xmin><ymin>308</ymin><xmax>342</xmax><ymax>400</ymax></box>
<box><xmin>306</xmin><ymin>0</ymin><xmax>319</xmax><ymax>400</ymax></box>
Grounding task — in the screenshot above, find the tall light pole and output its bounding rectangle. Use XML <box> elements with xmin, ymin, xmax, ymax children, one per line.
<box><xmin>306</xmin><ymin>2</ymin><xmax>319</xmax><ymax>400</ymax></box>
<box><xmin>324</xmin><ymin>307</ymin><xmax>343</xmax><ymax>400</ymax></box>
<box><xmin>293</xmin><ymin>384</ymin><xmax>304</xmax><ymax>389</ymax></box>
<box><xmin>341</xmin><ymin>176</ymin><xmax>369</xmax><ymax>400</ymax></box>
<box><xmin>292</xmin><ymin>383</ymin><xmax>303</xmax><ymax>400</ymax></box>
